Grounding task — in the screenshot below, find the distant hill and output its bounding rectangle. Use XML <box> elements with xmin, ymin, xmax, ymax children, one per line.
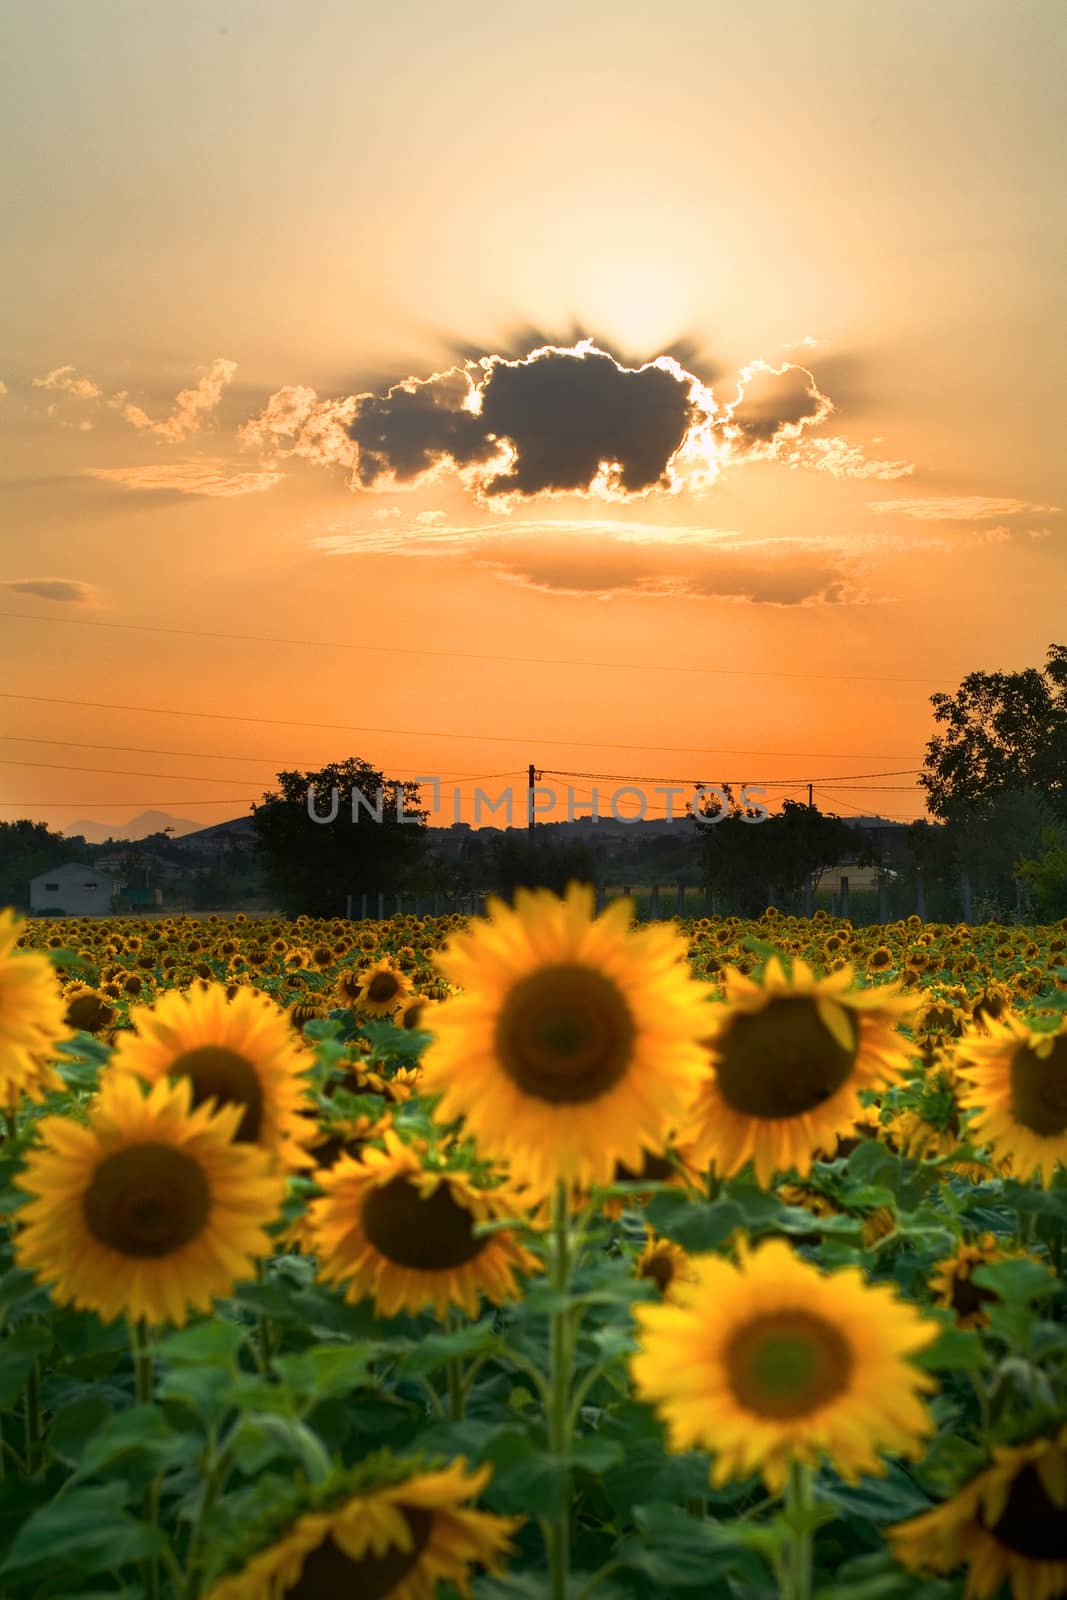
<box><xmin>65</xmin><ymin>811</ymin><xmax>206</xmax><ymax>844</ymax></box>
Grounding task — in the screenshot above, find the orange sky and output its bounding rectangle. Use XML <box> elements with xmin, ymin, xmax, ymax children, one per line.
<box><xmin>2</xmin><ymin>0</ymin><xmax>1065</xmax><ymax>837</ymax></box>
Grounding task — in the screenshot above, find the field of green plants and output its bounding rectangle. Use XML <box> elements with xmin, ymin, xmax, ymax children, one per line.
<box><xmin>2</xmin><ymin>891</ymin><xmax>1067</xmax><ymax>1600</ymax></box>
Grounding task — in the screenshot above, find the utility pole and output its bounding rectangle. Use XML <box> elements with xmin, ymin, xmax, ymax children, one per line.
<box><xmin>808</xmin><ymin>782</ymin><xmax>814</xmax><ymax>808</ymax></box>
<box><xmin>528</xmin><ymin>763</ymin><xmax>536</xmax><ymax>841</ymax></box>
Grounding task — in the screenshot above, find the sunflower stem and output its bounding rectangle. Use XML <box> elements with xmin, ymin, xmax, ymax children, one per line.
<box><xmin>254</xmin><ymin>1258</ymin><xmax>275</xmax><ymax>1372</ymax></box>
<box><xmin>22</xmin><ymin>1357</ymin><xmax>43</xmax><ymax>1475</ymax></box>
<box><xmin>129</xmin><ymin>1319</ymin><xmax>160</xmax><ymax>1600</ymax></box>
<box><xmin>545</xmin><ymin>1180</ymin><xmax>574</xmax><ymax>1600</ymax></box>
<box><xmin>445</xmin><ymin>1308</ymin><xmax>465</xmax><ymax>1421</ymax></box>
<box><xmin>783</xmin><ymin>1459</ymin><xmax>814</xmax><ymax>1600</ymax></box>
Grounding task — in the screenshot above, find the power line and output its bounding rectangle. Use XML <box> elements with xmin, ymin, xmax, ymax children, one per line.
<box><xmin>0</xmin><ymin>608</ymin><xmax>955</xmax><ymax>688</ymax></box>
<box><xmin>0</xmin><ymin>741</ymin><xmax>523</xmax><ymax>784</ymax></box>
<box><xmin>811</xmin><ymin>787</ymin><xmax>926</xmax><ymax>823</ymax></box>
<box><xmin>541</xmin><ymin>765</ymin><xmax>923</xmax><ymax>784</ymax></box>
<box><xmin>0</xmin><ymin>692</ymin><xmax>927</xmax><ymax>760</ymax></box>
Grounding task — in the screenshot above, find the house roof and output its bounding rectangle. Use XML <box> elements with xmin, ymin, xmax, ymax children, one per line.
<box><xmin>29</xmin><ymin>863</ymin><xmax>117</xmax><ymax>885</ymax></box>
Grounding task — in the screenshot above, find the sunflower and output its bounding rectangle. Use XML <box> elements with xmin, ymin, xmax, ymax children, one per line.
<box><xmin>398</xmin><ymin>995</ymin><xmax>440</xmax><ymax>1033</ymax></box>
<box><xmin>890</xmin><ymin>1423</ymin><xmax>1067</xmax><ymax>1599</ymax></box>
<box><xmin>334</xmin><ymin>968</ymin><xmax>365</xmax><ymax>1007</ymax></box>
<box><xmin>929</xmin><ymin>1234</ymin><xmax>1006</xmax><ymax>1329</ymax></box>
<box><xmin>108</xmin><ymin>982</ymin><xmax>315</xmax><ymax>1170</ymax></box>
<box><xmin>358</xmin><ymin>961</ymin><xmax>413</xmax><ymax>1018</ymax></box>
<box><xmin>683</xmin><ymin>958</ymin><xmax>917</xmax><ymax>1189</ymax></box>
<box><xmin>202</xmin><ymin>1455</ymin><xmax>518</xmax><ymax>1600</ymax></box>
<box><xmin>307</xmin><ymin>1130</ymin><xmax>539</xmax><ymax>1319</ymax></box>
<box><xmin>12</xmin><ymin>1073</ymin><xmax>285</xmax><ymax>1327</ymax></box>
<box><xmin>629</xmin><ymin>1235</ymin><xmax>938</xmax><ymax>1493</ymax></box>
<box><xmin>63</xmin><ymin>984</ymin><xmax>117</xmax><ymax>1035</ymax></box>
<box><xmin>418</xmin><ymin>882</ymin><xmax>715</xmax><ymax>1197</ymax></box>
<box><xmin>635</xmin><ymin>1233</ymin><xmax>698</xmax><ymax>1301</ymax></box>
<box><xmin>954</xmin><ymin>1015</ymin><xmax>1067</xmax><ymax>1185</ymax></box>
<box><xmin>0</xmin><ymin>909</ymin><xmax>72</xmax><ymax>1100</ymax></box>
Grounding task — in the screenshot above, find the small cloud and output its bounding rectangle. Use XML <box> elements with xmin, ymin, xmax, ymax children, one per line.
<box><xmin>4</xmin><ymin>578</ymin><xmax>96</xmax><ymax>604</ymax></box>
<box><xmin>1027</xmin><ymin>527</ymin><xmax>1053</xmax><ymax>540</ymax></box>
<box><xmin>108</xmin><ymin>357</ymin><xmax>237</xmax><ymax>442</ymax></box>
<box><xmin>84</xmin><ymin>459</ymin><xmax>283</xmax><ymax>497</ymax></box>
<box><xmin>237</xmin><ymin>384</ymin><xmax>359</xmax><ymax>474</ymax></box>
<box><xmin>414</xmin><ymin>509</ymin><xmax>446</xmax><ymax>527</ymax></box>
<box><xmin>867</xmin><ymin>495</ymin><xmax>1060</xmax><ymax>520</ymax></box>
<box><xmin>32</xmin><ymin>364</ymin><xmax>102</xmax><ymax>400</ymax></box>
<box><xmin>783</xmin><ymin>335</ymin><xmax>820</xmax><ymax>351</ymax></box>
<box><xmin>372</xmin><ymin>506</ymin><xmax>403</xmax><ymax>522</ymax></box>
<box><xmin>778</xmin><ymin>436</ymin><xmax>914</xmax><ymax>480</ymax></box>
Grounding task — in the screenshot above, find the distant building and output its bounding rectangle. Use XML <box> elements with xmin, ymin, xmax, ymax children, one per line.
<box><xmin>30</xmin><ymin>863</ymin><xmax>116</xmax><ymax>916</ymax></box>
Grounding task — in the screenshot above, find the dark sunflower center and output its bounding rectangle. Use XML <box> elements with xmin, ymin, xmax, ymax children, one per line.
<box><xmin>983</xmin><ymin>1459</ymin><xmax>1067</xmax><ymax>1560</ymax></box>
<box><xmin>367</xmin><ymin>973</ymin><xmax>400</xmax><ymax>1003</ymax></box>
<box><xmin>66</xmin><ymin>993</ymin><xmax>114</xmax><ymax>1033</ymax></box>
<box><xmin>714</xmin><ymin>997</ymin><xmax>858</xmax><ymax>1119</ymax></box>
<box><xmin>169</xmin><ymin>1045</ymin><xmax>264</xmax><ymax>1142</ymax></box>
<box><xmin>615</xmin><ymin>1150</ymin><xmax>675</xmax><ymax>1183</ymax></box>
<box><xmin>1009</xmin><ymin>1040</ymin><xmax>1067</xmax><ymax>1137</ymax></box>
<box><xmin>640</xmin><ymin>1251</ymin><xmax>676</xmax><ymax>1293</ymax></box>
<box><xmin>725</xmin><ymin>1310</ymin><xmax>853</xmax><ymax>1419</ymax></box>
<box><xmin>284</xmin><ymin>1508</ymin><xmax>434</xmax><ymax>1599</ymax></box>
<box><xmin>361</xmin><ymin>1175</ymin><xmax>488</xmax><ymax>1270</ymax></box>
<box><xmin>494</xmin><ymin>964</ymin><xmax>636</xmax><ymax>1105</ymax></box>
<box><xmin>82</xmin><ymin>1142</ymin><xmax>211</xmax><ymax>1258</ymax></box>
<box><xmin>950</xmin><ymin>1267</ymin><xmax>998</xmax><ymax>1319</ymax></box>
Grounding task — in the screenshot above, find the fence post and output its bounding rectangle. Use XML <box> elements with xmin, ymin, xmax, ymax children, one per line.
<box><xmin>595</xmin><ymin>884</ymin><xmax>606</xmax><ymax>914</ymax></box>
<box><xmin>377</xmin><ymin>892</ymin><xmax>385</xmax><ymax>920</ymax></box>
<box><xmin>766</xmin><ymin>884</ymin><xmax>777</xmax><ymax>911</ymax></box>
<box><xmin>648</xmin><ymin>885</ymin><xmax>660</xmax><ymax>921</ymax></box>
<box><xmin>676</xmin><ymin>883</ymin><xmax>686</xmax><ymax>918</ymax></box>
<box><xmin>345</xmin><ymin>893</ymin><xmax>352</xmax><ymax>919</ymax></box>
<box><xmin>360</xmin><ymin>893</ymin><xmax>368</xmax><ymax>919</ymax></box>
<box><xmin>838</xmin><ymin>875</ymin><xmax>849</xmax><ymax>919</ymax></box>
<box><xmin>803</xmin><ymin>877</ymin><xmax>813</xmax><ymax>918</ymax></box>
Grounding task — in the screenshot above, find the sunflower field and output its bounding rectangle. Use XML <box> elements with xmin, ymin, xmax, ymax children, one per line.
<box><xmin>3</xmin><ymin>890</ymin><xmax>1067</xmax><ymax>1600</ymax></box>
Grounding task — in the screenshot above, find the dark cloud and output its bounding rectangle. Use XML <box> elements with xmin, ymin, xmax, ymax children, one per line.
<box><xmin>723</xmin><ymin>361</ymin><xmax>833</xmax><ymax>449</ymax></box>
<box><xmin>4</xmin><ymin>578</ymin><xmax>94</xmax><ymax>604</ymax></box>
<box><xmin>347</xmin><ymin>343</ymin><xmax>700</xmax><ymax>499</ymax></box>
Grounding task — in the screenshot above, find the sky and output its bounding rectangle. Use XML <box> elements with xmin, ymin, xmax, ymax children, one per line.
<box><xmin>2</xmin><ymin>0</ymin><xmax>1065</xmax><ymax>840</ymax></box>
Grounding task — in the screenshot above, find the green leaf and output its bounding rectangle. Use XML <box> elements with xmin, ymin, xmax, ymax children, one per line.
<box><xmin>229</xmin><ymin>1413</ymin><xmax>333</xmax><ymax>1482</ymax></box>
<box><xmin>972</xmin><ymin>1258</ymin><xmax>1058</xmax><ymax>1304</ymax></box>
<box><xmin>48</xmin><ymin>1394</ymin><xmax>115</xmax><ymax>1465</ymax></box>
<box><xmin>69</xmin><ymin>1404</ymin><xmax>180</xmax><ymax>1483</ymax></box>
<box><xmin>0</xmin><ymin>1323</ymin><xmax>51</xmax><ymax>1408</ymax></box>
<box><xmin>157</xmin><ymin>1317</ymin><xmax>249</xmax><ymax>1367</ymax></box>
<box><xmin>913</xmin><ymin>1319</ymin><xmax>987</xmax><ymax>1373</ymax></box>
<box><xmin>645</xmin><ymin>1193</ymin><xmax>746</xmax><ymax>1252</ymax></box>
<box><xmin>620</xmin><ymin>1502</ymin><xmax>756</xmax><ymax>1588</ymax></box>
<box><xmin>1</xmin><ymin>1483</ymin><xmax>166</xmax><ymax>1576</ymax></box>
<box><xmin>395</xmin><ymin>1321</ymin><xmax>500</xmax><ymax>1377</ymax></box>
<box><xmin>846</xmin><ymin>1143</ymin><xmax>900</xmax><ymax>1187</ymax></box>
<box><xmin>570</xmin><ymin>1434</ymin><xmax>625</xmax><ymax>1475</ymax></box>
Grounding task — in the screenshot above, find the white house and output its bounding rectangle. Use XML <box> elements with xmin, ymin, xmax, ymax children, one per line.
<box><xmin>29</xmin><ymin>863</ymin><xmax>116</xmax><ymax>916</ymax></box>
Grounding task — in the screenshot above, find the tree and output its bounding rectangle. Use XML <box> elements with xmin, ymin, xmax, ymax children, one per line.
<box><xmin>1016</xmin><ymin>830</ymin><xmax>1067</xmax><ymax>922</ymax></box>
<box><xmin>697</xmin><ymin>799</ymin><xmax>866</xmax><ymax>915</ymax></box>
<box><xmin>251</xmin><ymin>758</ymin><xmax>429</xmax><ymax>918</ymax></box>
<box><xmin>0</xmin><ymin>820</ymin><xmax>92</xmax><ymax>910</ymax></box>
<box><xmin>919</xmin><ymin>644</ymin><xmax>1067</xmax><ymax>823</ymax></box>
<box><xmin>489</xmin><ymin>833</ymin><xmax>600</xmax><ymax>901</ymax></box>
